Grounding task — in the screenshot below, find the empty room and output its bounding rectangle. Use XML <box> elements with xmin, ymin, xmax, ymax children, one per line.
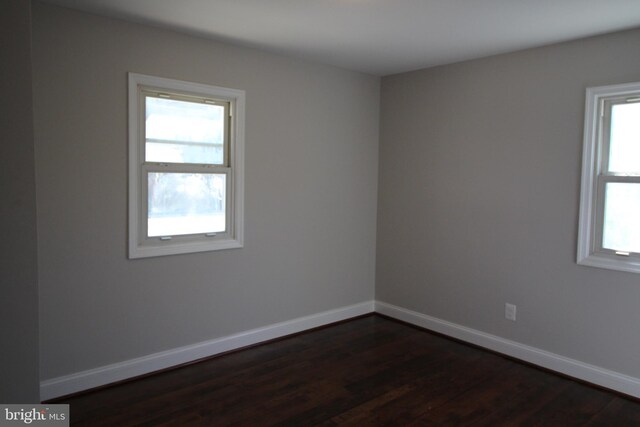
<box><xmin>3</xmin><ymin>0</ymin><xmax>640</xmax><ymax>425</ymax></box>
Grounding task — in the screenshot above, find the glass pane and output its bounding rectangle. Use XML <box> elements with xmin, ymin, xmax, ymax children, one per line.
<box><xmin>608</xmin><ymin>103</ymin><xmax>640</xmax><ymax>174</ymax></box>
<box><xmin>145</xmin><ymin>96</ymin><xmax>225</xmax><ymax>164</ymax></box>
<box><xmin>148</xmin><ymin>173</ymin><xmax>226</xmax><ymax>237</ymax></box>
<box><xmin>602</xmin><ymin>182</ymin><xmax>640</xmax><ymax>253</ymax></box>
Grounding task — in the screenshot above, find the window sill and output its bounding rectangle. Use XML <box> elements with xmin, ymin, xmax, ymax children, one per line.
<box><xmin>578</xmin><ymin>252</ymin><xmax>640</xmax><ymax>274</ymax></box>
<box><xmin>129</xmin><ymin>237</ymin><xmax>243</xmax><ymax>259</ymax></box>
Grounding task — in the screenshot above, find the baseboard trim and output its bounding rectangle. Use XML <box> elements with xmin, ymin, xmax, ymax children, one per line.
<box><xmin>375</xmin><ymin>301</ymin><xmax>640</xmax><ymax>399</ymax></box>
<box><xmin>41</xmin><ymin>300</ymin><xmax>640</xmax><ymax>401</ymax></box>
<box><xmin>40</xmin><ymin>301</ymin><xmax>375</xmax><ymax>401</ymax></box>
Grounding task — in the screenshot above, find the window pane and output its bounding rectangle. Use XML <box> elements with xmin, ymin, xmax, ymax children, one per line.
<box><xmin>145</xmin><ymin>96</ymin><xmax>225</xmax><ymax>165</ymax></box>
<box><xmin>148</xmin><ymin>173</ymin><xmax>226</xmax><ymax>237</ymax></box>
<box><xmin>602</xmin><ymin>182</ymin><xmax>640</xmax><ymax>253</ymax></box>
<box><xmin>608</xmin><ymin>103</ymin><xmax>640</xmax><ymax>174</ymax></box>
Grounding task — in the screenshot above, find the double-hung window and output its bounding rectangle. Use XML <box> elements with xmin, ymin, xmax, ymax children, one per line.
<box><xmin>128</xmin><ymin>73</ymin><xmax>245</xmax><ymax>258</ymax></box>
<box><xmin>578</xmin><ymin>82</ymin><xmax>640</xmax><ymax>273</ymax></box>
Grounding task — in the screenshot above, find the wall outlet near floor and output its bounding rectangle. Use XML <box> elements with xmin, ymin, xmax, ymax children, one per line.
<box><xmin>505</xmin><ymin>303</ymin><xmax>517</xmax><ymax>321</ymax></box>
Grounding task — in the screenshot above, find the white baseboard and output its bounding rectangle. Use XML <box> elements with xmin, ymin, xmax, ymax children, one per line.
<box><xmin>40</xmin><ymin>301</ymin><xmax>374</xmax><ymax>401</ymax></box>
<box><xmin>375</xmin><ymin>301</ymin><xmax>640</xmax><ymax>399</ymax></box>
<box><xmin>42</xmin><ymin>299</ymin><xmax>640</xmax><ymax>401</ymax></box>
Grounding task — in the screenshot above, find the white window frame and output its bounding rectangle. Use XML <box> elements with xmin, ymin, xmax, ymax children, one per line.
<box><xmin>128</xmin><ymin>73</ymin><xmax>245</xmax><ymax>259</ymax></box>
<box><xmin>577</xmin><ymin>81</ymin><xmax>640</xmax><ymax>273</ymax></box>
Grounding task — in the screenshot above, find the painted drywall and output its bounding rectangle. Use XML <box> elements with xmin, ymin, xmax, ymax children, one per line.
<box><xmin>32</xmin><ymin>3</ymin><xmax>379</xmax><ymax>381</ymax></box>
<box><xmin>377</xmin><ymin>28</ymin><xmax>640</xmax><ymax>378</ymax></box>
<box><xmin>0</xmin><ymin>0</ymin><xmax>40</xmax><ymax>402</ymax></box>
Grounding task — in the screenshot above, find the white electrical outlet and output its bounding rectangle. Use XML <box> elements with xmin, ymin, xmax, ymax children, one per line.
<box><xmin>505</xmin><ymin>303</ymin><xmax>517</xmax><ymax>321</ymax></box>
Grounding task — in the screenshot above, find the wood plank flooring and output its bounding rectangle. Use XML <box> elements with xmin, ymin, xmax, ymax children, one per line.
<box><xmin>51</xmin><ymin>315</ymin><xmax>640</xmax><ymax>426</ymax></box>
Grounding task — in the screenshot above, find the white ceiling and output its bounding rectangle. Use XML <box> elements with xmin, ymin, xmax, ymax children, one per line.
<box><xmin>40</xmin><ymin>0</ymin><xmax>640</xmax><ymax>76</ymax></box>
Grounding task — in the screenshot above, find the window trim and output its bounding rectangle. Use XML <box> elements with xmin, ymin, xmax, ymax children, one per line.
<box><xmin>577</xmin><ymin>81</ymin><xmax>640</xmax><ymax>273</ymax></box>
<box><xmin>128</xmin><ymin>73</ymin><xmax>245</xmax><ymax>259</ymax></box>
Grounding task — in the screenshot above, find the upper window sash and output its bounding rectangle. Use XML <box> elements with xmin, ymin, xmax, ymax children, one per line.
<box><xmin>141</xmin><ymin>90</ymin><xmax>231</xmax><ymax>167</ymax></box>
<box><xmin>601</xmin><ymin>98</ymin><xmax>640</xmax><ymax>176</ymax></box>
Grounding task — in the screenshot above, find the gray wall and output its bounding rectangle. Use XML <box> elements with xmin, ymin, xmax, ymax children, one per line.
<box><xmin>0</xmin><ymin>0</ymin><xmax>40</xmax><ymax>402</ymax></box>
<box><xmin>377</xmin><ymin>28</ymin><xmax>640</xmax><ymax>377</ymax></box>
<box><xmin>32</xmin><ymin>3</ymin><xmax>379</xmax><ymax>381</ymax></box>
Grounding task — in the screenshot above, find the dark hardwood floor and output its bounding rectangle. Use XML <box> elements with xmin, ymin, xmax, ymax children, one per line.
<box><xmin>51</xmin><ymin>315</ymin><xmax>640</xmax><ymax>426</ymax></box>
